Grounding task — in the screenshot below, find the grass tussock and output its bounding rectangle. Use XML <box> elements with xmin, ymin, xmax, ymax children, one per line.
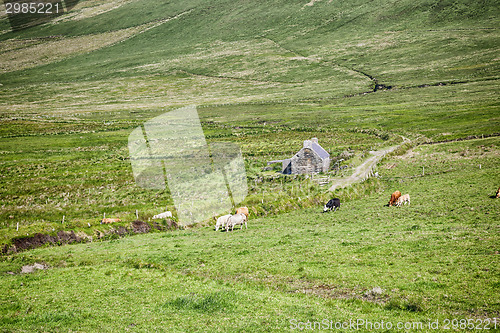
<box><xmin>163</xmin><ymin>291</ymin><xmax>236</xmax><ymax>313</ymax></box>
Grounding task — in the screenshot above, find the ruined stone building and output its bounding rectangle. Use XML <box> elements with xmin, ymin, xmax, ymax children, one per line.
<box><xmin>268</xmin><ymin>138</ymin><xmax>330</xmax><ymax>174</ymax></box>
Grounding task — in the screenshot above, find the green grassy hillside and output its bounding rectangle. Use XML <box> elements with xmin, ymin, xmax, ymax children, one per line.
<box><xmin>1</xmin><ymin>0</ymin><xmax>499</xmax><ymax>88</ymax></box>
<box><xmin>0</xmin><ymin>0</ymin><xmax>499</xmax><ymax>331</ymax></box>
<box><xmin>1</xmin><ymin>137</ymin><xmax>499</xmax><ymax>331</ymax></box>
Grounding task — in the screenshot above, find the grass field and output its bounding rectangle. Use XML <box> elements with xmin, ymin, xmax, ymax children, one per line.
<box><xmin>1</xmin><ymin>138</ymin><xmax>499</xmax><ymax>331</ymax></box>
<box><xmin>0</xmin><ymin>0</ymin><xmax>499</xmax><ymax>331</ymax></box>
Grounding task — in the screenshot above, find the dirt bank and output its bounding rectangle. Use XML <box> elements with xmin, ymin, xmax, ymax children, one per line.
<box><xmin>2</xmin><ymin>219</ymin><xmax>178</xmax><ymax>255</ymax></box>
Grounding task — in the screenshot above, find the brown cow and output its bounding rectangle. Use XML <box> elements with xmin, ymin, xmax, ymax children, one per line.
<box><xmin>496</xmin><ymin>187</ymin><xmax>500</xmax><ymax>198</ymax></box>
<box><xmin>101</xmin><ymin>218</ymin><xmax>121</xmax><ymax>224</ymax></box>
<box><xmin>388</xmin><ymin>191</ymin><xmax>401</xmax><ymax>206</ymax></box>
<box><xmin>235</xmin><ymin>206</ymin><xmax>249</xmax><ymax>217</ymax></box>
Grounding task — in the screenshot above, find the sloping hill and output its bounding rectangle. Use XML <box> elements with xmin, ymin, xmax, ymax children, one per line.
<box><xmin>0</xmin><ymin>0</ymin><xmax>498</xmax><ymax>227</ymax></box>
<box><xmin>0</xmin><ymin>2</ymin><xmax>499</xmax><ymax>331</ymax></box>
<box><xmin>1</xmin><ymin>0</ymin><xmax>498</xmax><ymax>96</ymax></box>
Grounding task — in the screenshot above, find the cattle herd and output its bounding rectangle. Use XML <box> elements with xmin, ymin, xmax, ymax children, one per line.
<box><xmin>97</xmin><ymin>186</ymin><xmax>497</xmax><ymax>230</ymax></box>
<box><xmin>215</xmin><ymin>190</ymin><xmax>416</xmax><ymax>231</ymax></box>
<box><xmin>321</xmin><ymin>190</ymin><xmax>411</xmax><ymax>215</ymax></box>
<box><xmin>158</xmin><ymin>186</ymin><xmax>500</xmax><ymax>232</ymax></box>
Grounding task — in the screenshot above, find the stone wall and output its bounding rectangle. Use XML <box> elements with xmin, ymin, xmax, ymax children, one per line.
<box><xmin>291</xmin><ymin>148</ymin><xmax>323</xmax><ymax>174</ymax></box>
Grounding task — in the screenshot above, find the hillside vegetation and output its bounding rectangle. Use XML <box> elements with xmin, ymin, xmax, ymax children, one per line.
<box><xmin>0</xmin><ymin>0</ymin><xmax>499</xmax><ymax>331</ymax></box>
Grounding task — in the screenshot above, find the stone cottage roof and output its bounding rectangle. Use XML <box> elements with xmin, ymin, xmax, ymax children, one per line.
<box><xmin>302</xmin><ymin>138</ymin><xmax>329</xmax><ymax>160</ymax></box>
<box><xmin>311</xmin><ymin>142</ymin><xmax>329</xmax><ymax>159</ymax></box>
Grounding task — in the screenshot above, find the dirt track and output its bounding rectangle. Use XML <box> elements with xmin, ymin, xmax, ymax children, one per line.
<box><xmin>328</xmin><ymin>145</ymin><xmax>399</xmax><ymax>192</ymax></box>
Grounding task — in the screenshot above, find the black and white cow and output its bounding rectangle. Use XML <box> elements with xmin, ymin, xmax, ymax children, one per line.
<box><xmin>323</xmin><ymin>198</ymin><xmax>340</xmax><ymax>212</ymax></box>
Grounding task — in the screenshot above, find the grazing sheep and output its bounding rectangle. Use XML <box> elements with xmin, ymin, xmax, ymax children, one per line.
<box><xmin>101</xmin><ymin>218</ymin><xmax>121</xmax><ymax>224</ymax></box>
<box><xmin>389</xmin><ymin>191</ymin><xmax>401</xmax><ymax>206</ymax></box>
<box><xmin>235</xmin><ymin>206</ymin><xmax>249</xmax><ymax>217</ymax></box>
<box><xmin>226</xmin><ymin>213</ymin><xmax>247</xmax><ymax>231</ymax></box>
<box><xmin>215</xmin><ymin>214</ymin><xmax>231</xmax><ymax>231</ymax></box>
<box><xmin>153</xmin><ymin>211</ymin><xmax>172</xmax><ymax>219</ymax></box>
<box><xmin>395</xmin><ymin>194</ymin><xmax>410</xmax><ymax>207</ymax></box>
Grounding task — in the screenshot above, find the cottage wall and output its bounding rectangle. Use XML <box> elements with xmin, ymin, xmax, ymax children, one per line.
<box><xmin>270</xmin><ymin>138</ymin><xmax>330</xmax><ymax>175</ymax></box>
<box><xmin>291</xmin><ymin>148</ymin><xmax>323</xmax><ymax>174</ymax></box>
<box><xmin>322</xmin><ymin>157</ymin><xmax>331</xmax><ymax>173</ymax></box>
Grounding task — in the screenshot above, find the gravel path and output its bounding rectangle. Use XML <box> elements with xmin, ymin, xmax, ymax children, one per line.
<box><xmin>328</xmin><ymin>145</ymin><xmax>399</xmax><ymax>192</ymax></box>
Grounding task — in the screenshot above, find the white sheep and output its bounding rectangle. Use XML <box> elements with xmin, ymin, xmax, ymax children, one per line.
<box><xmin>153</xmin><ymin>211</ymin><xmax>172</xmax><ymax>219</ymax></box>
<box><xmin>226</xmin><ymin>213</ymin><xmax>248</xmax><ymax>231</ymax></box>
<box><xmin>215</xmin><ymin>214</ymin><xmax>231</xmax><ymax>231</ymax></box>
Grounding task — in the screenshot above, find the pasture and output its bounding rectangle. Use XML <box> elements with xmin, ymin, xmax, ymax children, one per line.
<box><xmin>0</xmin><ymin>0</ymin><xmax>499</xmax><ymax>331</ymax></box>
<box><xmin>1</xmin><ymin>137</ymin><xmax>499</xmax><ymax>331</ymax></box>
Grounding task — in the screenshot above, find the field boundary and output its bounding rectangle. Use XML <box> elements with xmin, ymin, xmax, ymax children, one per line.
<box><xmin>420</xmin><ymin>132</ymin><xmax>500</xmax><ymax>145</ymax></box>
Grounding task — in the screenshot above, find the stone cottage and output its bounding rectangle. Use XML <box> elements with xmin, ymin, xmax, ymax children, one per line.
<box><xmin>268</xmin><ymin>138</ymin><xmax>330</xmax><ymax>174</ymax></box>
